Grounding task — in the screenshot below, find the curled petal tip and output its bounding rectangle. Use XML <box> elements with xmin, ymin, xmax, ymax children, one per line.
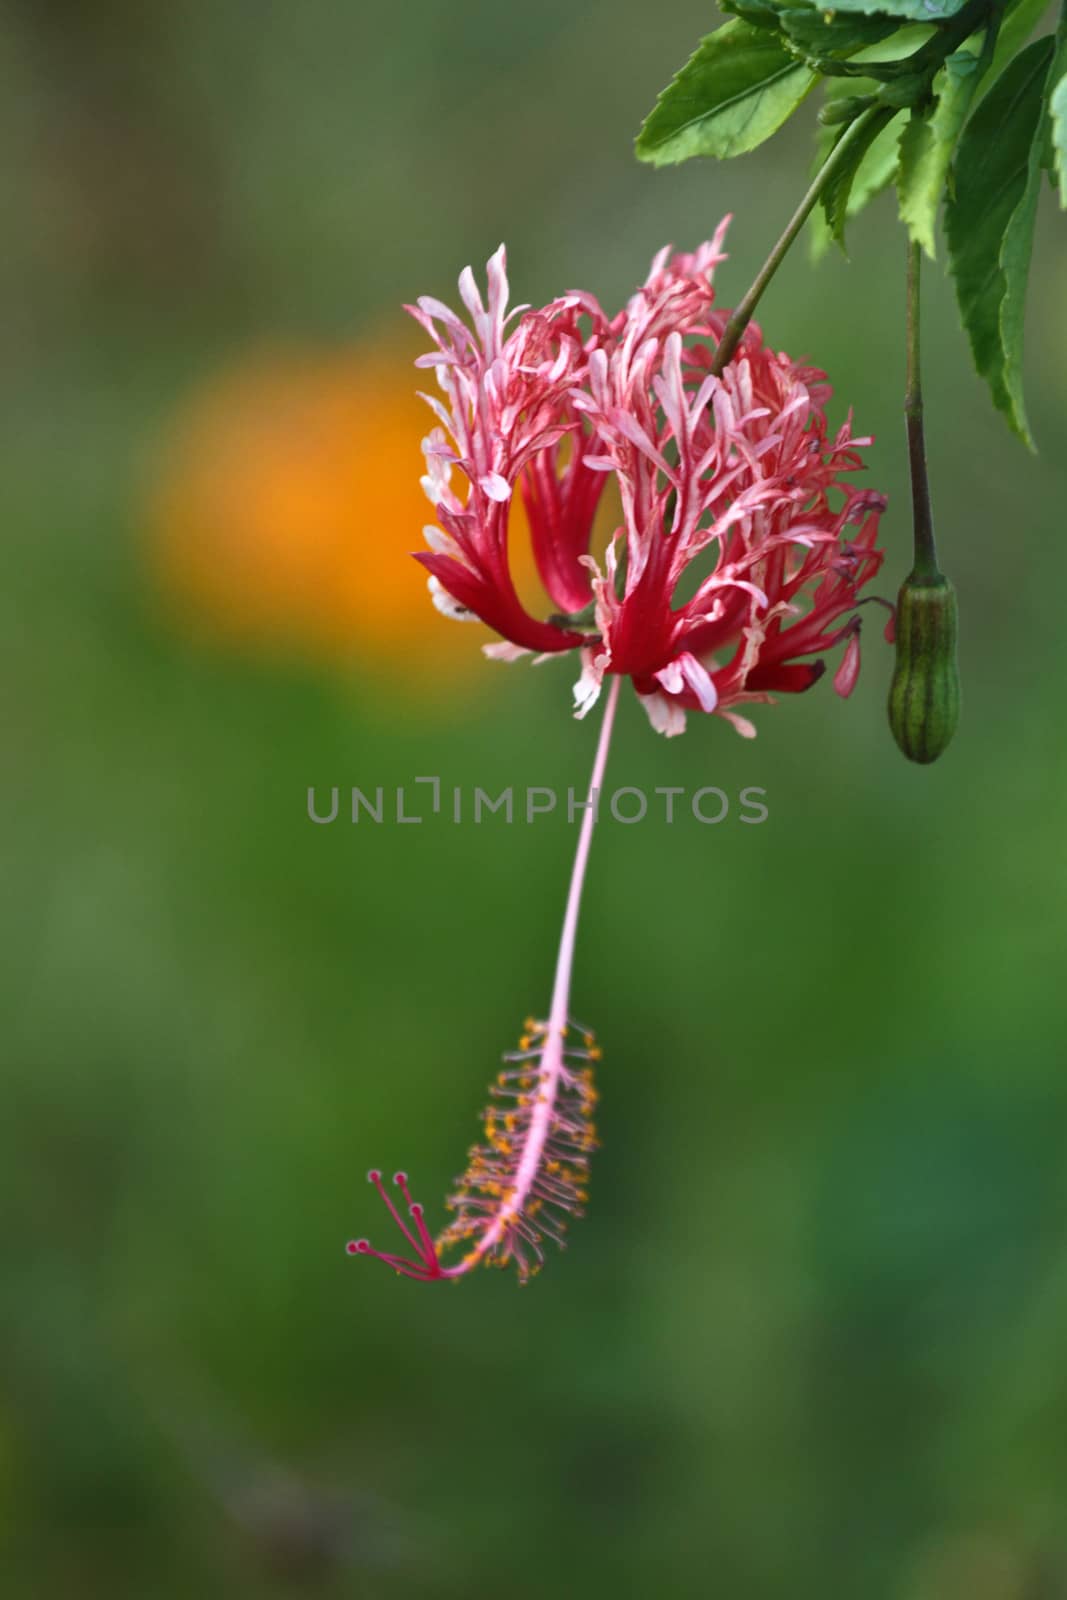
<box><xmin>833</xmin><ymin>632</ymin><xmax>862</xmax><ymax>699</ymax></box>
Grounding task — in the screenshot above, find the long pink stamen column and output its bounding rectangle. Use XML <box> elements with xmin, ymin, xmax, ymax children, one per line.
<box><xmin>350</xmin><ymin>675</ymin><xmax>621</xmax><ymax>1282</ymax></box>
<box><xmin>473</xmin><ymin>673</ymin><xmax>621</xmax><ymax>1262</ymax></box>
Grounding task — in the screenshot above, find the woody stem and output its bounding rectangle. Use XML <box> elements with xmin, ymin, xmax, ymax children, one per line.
<box><xmin>711</xmin><ymin>103</ymin><xmax>882</xmax><ymax>376</ymax></box>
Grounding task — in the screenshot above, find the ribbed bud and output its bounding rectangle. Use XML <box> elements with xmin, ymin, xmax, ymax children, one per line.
<box><xmin>818</xmin><ymin>95</ymin><xmax>874</xmax><ymax>127</ymax></box>
<box><xmin>888</xmin><ymin>572</ymin><xmax>959</xmax><ymax>764</ymax></box>
<box><xmin>877</xmin><ymin>73</ymin><xmax>927</xmax><ymax>110</ymax></box>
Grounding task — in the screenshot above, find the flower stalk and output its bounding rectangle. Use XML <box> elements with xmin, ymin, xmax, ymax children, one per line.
<box><xmin>710</xmin><ymin>103</ymin><xmax>883</xmax><ymax>375</ymax></box>
<box><xmin>889</xmin><ymin>238</ymin><xmax>960</xmax><ymax>763</ymax></box>
<box><xmin>544</xmin><ymin>679</ymin><xmax>620</xmax><ymax>1052</ymax></box>
<box><xmin>903</xmin><ymin>238</ymin><xmax>939</xmax><ymax>582</ymax></box>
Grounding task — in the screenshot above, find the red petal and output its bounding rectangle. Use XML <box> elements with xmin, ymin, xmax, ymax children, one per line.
<box><xmin>745</xmin><ymin>660</ymin><xmax>826</xmax><ymax>695</ymax></box>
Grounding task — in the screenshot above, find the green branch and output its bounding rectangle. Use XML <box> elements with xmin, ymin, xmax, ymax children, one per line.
<box><xmin>710</xmin><ymin>103</ymin><xmax>882</xmax><ymax>374</ymax></box>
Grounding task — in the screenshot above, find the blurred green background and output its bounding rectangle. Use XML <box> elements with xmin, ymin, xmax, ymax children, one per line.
<box><xmin>5</xmin><ymin>2</ymin><xmax>1067</xmax><ymax>1596</ymax></box>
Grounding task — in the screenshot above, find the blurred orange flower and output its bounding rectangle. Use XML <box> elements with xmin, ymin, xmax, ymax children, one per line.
<box><xmin>146</xmin><ymin>337</ymin><xmax>529</xmax><ymax>686</ymax></box>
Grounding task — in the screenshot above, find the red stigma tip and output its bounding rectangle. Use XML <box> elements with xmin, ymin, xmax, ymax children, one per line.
<box><xmin>393</xmin><ymin>1171</ymin><xmax>408</xmax><ymax>1185</ymax></box>
<box><xmin>347</xmin><ymin>1239</ymin><xmax>370</xmax><ymax>1254</ymax></box>
<box><xmin>410</xmin><ymin>1203</ymin><xmax>423</xmax><ymax>1217</ymax></box>
<box><xmin>367</xmin><ymin>1168</ymin><xmax>382</xmax><ymax>1183</ymax></box>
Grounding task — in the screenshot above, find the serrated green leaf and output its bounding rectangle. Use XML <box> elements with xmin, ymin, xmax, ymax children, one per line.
<box><xmin>635</xmin><ymin>21</ymin><xmax>817</xmax><ymax>165</ymax></box>
<box><xmin>804</xmin><ymin>0</ymin><xmax>966</xmax><ymax>19</ymax></box>
<box><xmin>828</xmin><ymin>21</ymin><xmax>936</xmax><ymax>74</ymax></box>
<box><xmin>719</xmin><ymin>0</ymin><xmax>793</xmax><ymax>33</ymax></box>
<box><xmin>897</xmin><ymin>47</ymin><xmax>983</xmax><ymax>258</ymax></box>
<box><xmin>779</xmin><ymin>6</ymin><xmax>900</xmax><ymax>55</ymax></box>
<box><xmin>946</xmin><ymin>36</ymin><xmax>1055</xmax><ymax>446</ymax></box>
<box><xmin>847</xmin><ymin>108</ymin><xmax>905</xmax><ymax>208</ymax></box>
<box><xmin>980</xmin><ymin>0</ymin><xmax>1054</xmax><ymax>98</ymax></box>
<box><xmin>850</xmin><ymin>21</ymin><xmax>936</xmax><ymax>57</ymax></box>
<box><xmin>808</xmin><ymin>187</ymin><xmax>834</xmax><ymax>260</ymax></box>
<box><xmin>1050</xmin><ymin>72</ymin><xmax>1067</xmax><ymax>203</ymax></box>
<box><xmin>821</xmin><ymin>106</ymin><xmax>900</xmax><ymax>247</ymax></box>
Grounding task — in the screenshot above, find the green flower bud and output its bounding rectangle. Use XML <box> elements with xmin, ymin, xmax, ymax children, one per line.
<box><xmin>818</xmin><ymin>95</ymin><xmax>874</xmax><ymax>127</ymax></box>
<box><xmin>888</xmin><ymin>571</ymin><xmax>959</xmax><ymax>764</ymax></box>
<box><xmin>876</xmin><ymin>74</ymin><xmax>927</xmax><ymax>110</ymax></box>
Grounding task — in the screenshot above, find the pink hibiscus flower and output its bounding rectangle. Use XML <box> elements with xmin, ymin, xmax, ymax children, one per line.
<box><xmin>409</xmin><ymin>227</ymin><xmax>886</xmax><ymax>737</ymax></box>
